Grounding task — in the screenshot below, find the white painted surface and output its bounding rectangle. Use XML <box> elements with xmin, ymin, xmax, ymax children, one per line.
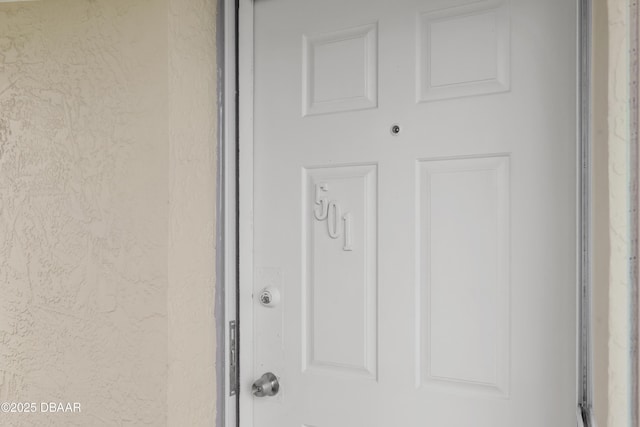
<box><xmin>303</xmin><ymin>165</ymin><xmax>378</xmax><ymax>378</ymax></box>
<box><xmin>418</xmin><ymin>156</ymin><xmax>509</xmax><ymax>395</ymax></box>
<box><xmin>248</xmin><ymin>0</ymin><xmax>577</xmax><ymax>426</ymax></box>
<box><xmin>303</xmin><ymin>24</ymin><xmax>378</xmax><ymax>116</ymax></box>
<box><xmin>417</xmin><ymin>1</ymin><xmax>510</xmax><ymax>101</ymax></box>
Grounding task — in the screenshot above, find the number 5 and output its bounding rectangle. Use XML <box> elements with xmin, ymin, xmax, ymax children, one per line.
<box><xmin>314</xmin><ymin>183</ymin><xmax>329</xmax><ymax>220</ymax></box>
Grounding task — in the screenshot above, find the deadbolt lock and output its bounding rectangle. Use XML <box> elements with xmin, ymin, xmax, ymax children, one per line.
<box><xmin>258</xmin><ymin>287</ymin><xmax>280</xmax><ymax>307</ymax></box>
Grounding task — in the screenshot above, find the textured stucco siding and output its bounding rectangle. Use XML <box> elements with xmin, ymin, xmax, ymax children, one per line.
<box><xmin>0</xmin><ymin>1</ymin><xmax>170</xmax><ymax>425</ymax></box>
<box><xmin>167</xmin><ymin>0</ymin><xmax>218</xmax><ymax>425</ymax></box>
<box><xmin>592</xmin><ymin>1</ymin><xmax>610</xmax><ymax>426</ymax></box>
<box><xmin>607</xmin><ymin>0</ymin><xmax>634</xmax><ymax>426</ymax></box>
<box><xmin>0</xmin><ymin>0</ymin><xmax>219</xmax><ymax>425</ymax></box>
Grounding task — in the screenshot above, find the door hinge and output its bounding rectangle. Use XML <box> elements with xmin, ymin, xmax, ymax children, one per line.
<box><xmin>229</xmin><ymin>320</ymin><xmax>238</xmax><ymax>396</ymax></box>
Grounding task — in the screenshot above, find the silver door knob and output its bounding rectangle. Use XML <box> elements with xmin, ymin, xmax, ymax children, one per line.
<box><xmin>252</xmin><ymin>372</ymin><xmax>280</xmax><ymax>397</ymax></box>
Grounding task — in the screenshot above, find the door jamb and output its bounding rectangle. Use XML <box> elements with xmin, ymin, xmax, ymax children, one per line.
<box><xmin>219</xmin><ymin>0</ymin><xmax>254</xmax><ymax>426</ymax></box>
<box><xmin>222</xmin><ymin>1</ymin><xmax>598</xmax><ymax>426</ymax></box>
<box><xmin>220</xmin><ymin>1</ymin><xmax>256</xmax><ymax>427</ymax></box>
<box><xmin>219</xmin><ymin>1</ymin><xmax>241</xmax><ymax>426</ymax></box>
<box><xmin>577</xmin><ymin>0</ymin><xmax>594</xmax><ymax>425</ymax></box>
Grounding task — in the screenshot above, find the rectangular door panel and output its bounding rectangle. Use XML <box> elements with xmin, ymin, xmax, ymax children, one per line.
<box><xmin>417</xmin><ymin>1</ymin><xmax>510</xmax><ymax>102</ymax></box>
<box><xmin>302</xmin><ymin>164</ymin><xmax>378</xmax><ymax>379</ymax></box>
<box><xmin>302</xmin><ymin>23</ymin><xmax>378</xmax><ymax>116</ymax></box>
<box><xmin>417</xmin><ymin>155</ymin><xmax>510</xmax><ymax>396</ymax></box>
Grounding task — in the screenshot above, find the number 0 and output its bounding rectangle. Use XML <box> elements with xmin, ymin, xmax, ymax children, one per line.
<box><xmin>327</xmin><ymin>201</ymin><xmax>341</xmax><ymax>239</ymax></box>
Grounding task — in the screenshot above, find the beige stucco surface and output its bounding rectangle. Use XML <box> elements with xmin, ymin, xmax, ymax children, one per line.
<box><xmin>167</xmin><ymin>0</ymin><xmax>218</xmax><ymax>425</ymax></box>
<box><xmin>607</xmin><ymin>0</ymin><xmax>634</xmax><ymax>426</ymax></box>
<box><xmin>0</xmin><ymin>0</ymin><xmax>218</xmax><ymax>426</ymax></box>
<box><xmin>593</xmin><ymin>1</ymin><xmax>610</xmax><ymax>426</ymax></box>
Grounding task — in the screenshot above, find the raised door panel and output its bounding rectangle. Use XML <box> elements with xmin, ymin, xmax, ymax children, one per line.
<box><xmin>302</xmin><ymin>164</ymin><xmax>378</xmax><ymax>379</ymax></box>
<box><xmin>417</xmin><ymin>1</ymin><xmax>510</xmax><ymax>102</ymax></box>
<box><xmin>417</xmin><ymin>155</ymin><xmax>510</xmax><ymax>396</ymax></box>
<box><xmin>303</xmin><ymin>24</ymin><xmax>378</xmax><ymax>116</ymax></box>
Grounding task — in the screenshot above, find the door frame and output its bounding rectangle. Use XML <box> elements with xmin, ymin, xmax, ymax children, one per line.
<box><xmin>219</xmin><ymin>1</ymin><xmax>602</xmax><ymax>426</ymax></box>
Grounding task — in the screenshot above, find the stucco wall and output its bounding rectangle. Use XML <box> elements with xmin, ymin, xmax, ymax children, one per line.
<box><xmin>0</xmin><ymin>0</ymin><xmax>216</xmax><ymax>425</ymax></box>
<box><xmin>0</xmin><ymin>0</ymin><xmax>170</xmax><ymax>425</ymax></box>
<box><xmin>607</xmin><ymin>0</ymin><xmax>634</xmax><ymax>426</ymax></box>
<box><xmin>167</xmin><ymin>0</ymin><xmax>218</xmax><ymax>425</ymax></box>
<box><xmin>593</xmin><ymin>0</ymin><xmax>610</xmax><ymax>425</ymax></box>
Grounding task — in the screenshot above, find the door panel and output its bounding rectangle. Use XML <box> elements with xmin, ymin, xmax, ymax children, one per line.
<box><xmin>303</xmin><ymin>165</ymin><xmax>378</xmax><ymax>379</ymax></box>
<box><xmin>418</xmin><ymin>156</ymin><xmax>510</xmax><ymax>396</ymax></box>
<box><xmin>417</xmin><ymin>1</ymin><xmax>510</xmax><ymax>101</ymax></box>
<box><xmin>303</xmin><ymin>24</ymin><xmax>378</xmax><ymax>116</ymax></box>
<box><xmin>251</xmin><ymin>0</ymin><xmax>577</xmax><ymax>426</ymax></box>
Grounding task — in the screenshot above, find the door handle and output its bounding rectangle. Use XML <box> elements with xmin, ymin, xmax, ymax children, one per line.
<box><xmin>252</xmin><ymin>372</ymin><xmax>280</xmax><ymax>397</ymax></box>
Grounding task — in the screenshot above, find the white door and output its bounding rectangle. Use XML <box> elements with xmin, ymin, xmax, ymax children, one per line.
<box><xmin>247</xmin><ymin>0</ymin><xmax>577</xmax><ymax>426</ymax></box>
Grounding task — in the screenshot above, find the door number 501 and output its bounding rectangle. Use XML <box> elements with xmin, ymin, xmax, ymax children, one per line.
<box><xmin>314</xmin><ymin>183</ymin><xmax>353</xmax><ymax>251</ymax></box>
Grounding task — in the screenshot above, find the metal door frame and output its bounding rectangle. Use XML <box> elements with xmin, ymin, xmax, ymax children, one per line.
<box><xmin>215</xmin><ymin>1</ymin><xmax>630</xmax><ymax>426</ymax></box>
